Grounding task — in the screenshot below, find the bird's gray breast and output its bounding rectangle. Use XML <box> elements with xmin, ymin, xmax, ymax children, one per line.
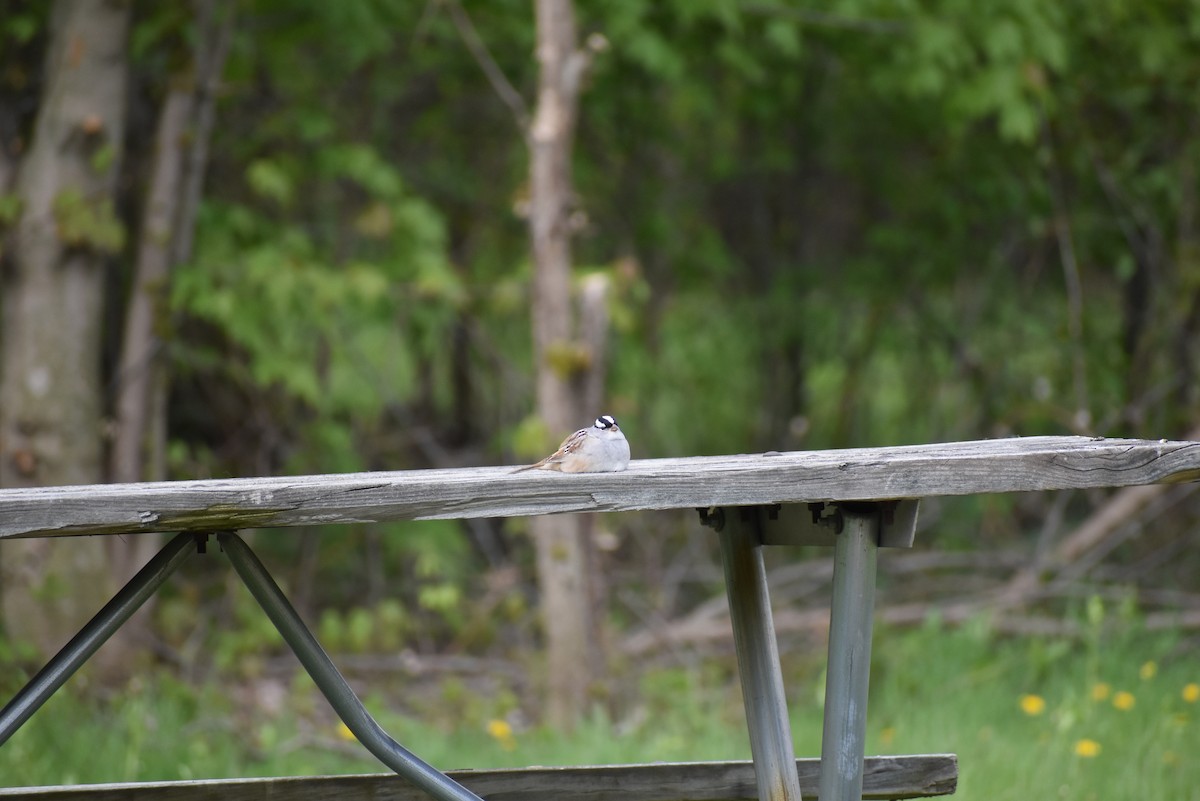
<box><xmin>605</xmin><ymin>434</ymin><xmax>631</xmax><ymax>466</ymax></box>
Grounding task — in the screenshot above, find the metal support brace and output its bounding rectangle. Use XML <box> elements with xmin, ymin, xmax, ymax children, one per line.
<box><xmin>818</xmin><ymin>504</ymin><xmax>881</xmax><ymax>801</ymax></box>
<box><xmin>0</xmin><ymin>531</ymin><xmax>197</xmax><ymax>746</ymax></box>
<box><xmin>217</xmin><ymin>532</ymin><xmax>485</xmax><ymax>801</ymax></box>
<box><xmin>714</xmin><ymin>508</ymin><xmax>804</xmax><ymax>801</ymax></box>
<box><xmin>0</xmin><ymin>531</ymin><xmax>483</xmax><ymax>801</ymax></box>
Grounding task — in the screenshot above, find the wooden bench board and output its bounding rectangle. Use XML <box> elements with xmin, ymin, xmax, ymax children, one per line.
<box><xmin>0</xmin><ymin>755</ymin><xmax>958</xmax><ymax>800</ymax></box>
<box><xmin>1</xmin><ymin>437</ymin><xmax>1197</xmax><ymax>539</ymax></box>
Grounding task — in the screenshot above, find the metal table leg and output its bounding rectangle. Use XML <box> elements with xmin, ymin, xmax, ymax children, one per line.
<box><xmin>716</xmin><ymin>508</ymin><xmax>804</xmax><ymax>801</ymax></box>
<box><xmin>218</xmin><ymin>532</ymin><xmax>485</xmax><ymax>801</ymax></box>
<box><xmin>818</xmin><ymin>504</ymin><xmax>880</xmax><ymax>801</ymax></box>
<box><xmin>0</xmin><ymin>531</ymin><xmax>197</xmax><ymax>745</ymax></box>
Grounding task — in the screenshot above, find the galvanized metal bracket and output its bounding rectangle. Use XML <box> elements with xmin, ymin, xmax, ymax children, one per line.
<box><xmin>698</xmin><ymin>499</ymin><xmax>919</xmax><ymax>549</ymax></box>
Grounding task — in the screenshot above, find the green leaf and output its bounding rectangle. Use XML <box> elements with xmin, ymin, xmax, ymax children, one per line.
<box><xmin>0</xmin><ymin>193</ymin><xmax>23</xmax><ymax>226</ymax></box>
<box><xmin>764</xmin><ymin>19</ymin><xmax>802</xmax><ymax>58</ymax></box>
<box><xmin>246</xmin><ymin>159</ymin><xmax>295</xmax><ymax>206</ymax></box>
<box><xmin>52</xmin><ymin>189</ymin><xmax>125</xmax><ymax>253</ymax></box>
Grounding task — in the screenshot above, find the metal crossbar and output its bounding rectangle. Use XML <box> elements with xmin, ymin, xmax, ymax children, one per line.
<box><xmin>0</xmin><ymin>531</ymin><xmax>484</xmax><ymax>801</ymax></box>
<box><xmin>0</xmin><ymin>532</ymin><xmax>197</xmax><ymax>745</ymax></box>
<box><xmin>217</xmin><ymin>532</ymin><xmax>484</xmax><ymax>801</ymax></box>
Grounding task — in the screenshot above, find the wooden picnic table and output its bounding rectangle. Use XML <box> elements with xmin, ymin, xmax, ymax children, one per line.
<box><xmin>2</xmin><ymin>435</ymin><xmax>1198</xmax><ymax>801</ymax></box>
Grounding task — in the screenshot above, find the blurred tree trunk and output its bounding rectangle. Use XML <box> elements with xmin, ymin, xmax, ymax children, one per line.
<box><xmin>528</xmin><ymin>0</ymin><xmax>602</xmax><ymax>729</ymax></box>
<box><xmin>0</xmin><ymin>0</ymin><xmax>130</xmax><ymax>668</ymax></box>
<box><xmin>1172</xmin><ymin>128</ymin><xmax>1200</xmax><ymax>426</ymax></box>
<box><xmin>111</xmin><ymin>89</ymin><xmax>190</xmax><ymax>489</ymax></box>
<box><xmin>111</xmin><ymin>91</ymin><xmax>190</xmax><ymax>466</ymax></box>
<box><xmin>110</xmin><ymin>0</ymin><xmax>232</xmax><ymax>594</ymax></box>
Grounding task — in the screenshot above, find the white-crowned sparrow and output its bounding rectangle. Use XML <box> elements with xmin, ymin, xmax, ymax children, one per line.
<box><xmin>513</xmin><ymin>415</ymin><xmax>631</xmax><ymax>473</ymax></box>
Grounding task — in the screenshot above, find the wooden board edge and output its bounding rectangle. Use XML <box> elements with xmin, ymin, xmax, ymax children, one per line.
<box><xmin>0</xmin><ymin>755</ymin><xmax>958</xmax><ymax>800</ymax></box>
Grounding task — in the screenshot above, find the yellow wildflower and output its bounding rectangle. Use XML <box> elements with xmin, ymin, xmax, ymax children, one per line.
<box><xmin>1112</xmin><ymin>690</ymin><xmax>1135</xmax><ymax>711</ymax></box>
<box><xmin>1090</xmin><ymin>682</ymin><xmax>1111</xmax><ymax>701</ymax></box>
<box><xmin>336</xmin><ymin>722</ymin><xmax>357</xmax><ymax>742</ymax></box>
<box><xmin>1139</xmin><ymin>661</ymin><xmax>1157</xmax><ymax>680</ymax></box>
<box><xmin>1183</xmin><ymin>683</ymin><xmax>1200</xmax><ymax>703</ymax></box>
<box><xmin>486</xmin><ymin>718</ymin><xmax>517</xmax><ymax>751</ymax></box>
<box><xmin>1074</xmin><ymin>739</ymin><xmax>1101</xmax><ymax>758</ymax></box>
<box><xmin>880</xmin><ymin>726</ymin><xmax>896</xmax><ymax>746</ymax></box>
<box><xmin>1019</xmin><ymin>694</ymin><xmax>1046</xmax><ymax>716</ymax></box>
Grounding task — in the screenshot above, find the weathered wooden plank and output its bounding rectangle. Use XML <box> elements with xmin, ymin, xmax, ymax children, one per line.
<box><xmin>0</xmin><ymin>755</ymin><xmax>959</xmax><ymax>800</ymax></box>
<box><xmin>1</xmin><ymin>436</ymin><xmax>1197</xmax><ymax>539</ymax></box>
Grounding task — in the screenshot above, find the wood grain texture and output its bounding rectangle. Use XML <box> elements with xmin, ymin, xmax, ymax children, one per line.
<box><xmin>2</xmin><ymin>437</ymin><xmax>1197</xmax><ymax>539</ymax></box>
<box><xmin>0</xmin><ymin>755</ymin><xmax>958</xmax><ymax>800</ymax></box>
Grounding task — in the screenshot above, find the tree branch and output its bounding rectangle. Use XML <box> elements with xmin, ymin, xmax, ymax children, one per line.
<box><xmin>1042</xmin><ymin>118</ymin><xmax>1091</xmax><ymax>432</ymax></box>
<box><xmin>172</xmin><ymin>0</ymin><xmax>234</xmax><ymax>268</ymax></box>
<box><xmin>442</xmin><ymin>0</ymin><xmax>530</xmax><ymax>131</ymax></box>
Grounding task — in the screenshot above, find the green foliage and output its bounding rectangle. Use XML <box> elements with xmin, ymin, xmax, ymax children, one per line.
<box><xmin>89</xmin><ymin>142</ymin><xmax>117</xmax><ymax>174</ymax></box>
<box><xmin>621</xmin><ymin>293</ymin><xmax>764</xmax><ymax>455</ymax></box>
<box><xmin>210</xmin><ymin>583</ymin><xmax>286</xmax><ymax>674</ymax></box>
<box><xmin>185</xmin><ymin>0</ymin><xmax>1185</xmax><ymax>471</ymax></box>
<box><xmin>245</xmin><ymin>159</ymin><xmax>295</xmax><ymax>207</ymax></box>
<box><xmin>173</xmin><ymin>144</ymin><xmax>453</xmax><ymax>472</ymax></box>
<box><xmin>319</xmin><ymin>599</ymin><xmax>412</xmax><ymax>653</ymax></box>
<box><xmin>878</xmin><ymin>0</ymin><xmax>1067</xmax><ymax>142</ymax></box>
<box><xmin>867</xmin><ymin>618</ymin><xmax>1200</xmax><ymax>800</ymax></box>
<box><xmin>0</xmin><ymin>193</ymin><xmax>22</xmax><ymax>227</ymax></box>
<box><xmin>2</xmin><ymin>12</ymin><xmax>38</xmax><ymax>44</ymax></box>
<box><xmin>52</xmin><ymin>189</ymin><xmax>125</xmax><ymax>253</ymax></box>
<box><xmin>0</xmin><ymin>0</ymin><xmax>46</xmax><ymax>76</ymax></box>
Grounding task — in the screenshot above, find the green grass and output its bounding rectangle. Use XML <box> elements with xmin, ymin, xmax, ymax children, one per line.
<box><xmin>863</xmin><ymin>616</ymin><xmax>1200</xmax><ymax>800</ymax></box>
<box><xmin>4</xmin><ymin>613</ymin><xmax>1199</xmax><ymax>800</ymax></box>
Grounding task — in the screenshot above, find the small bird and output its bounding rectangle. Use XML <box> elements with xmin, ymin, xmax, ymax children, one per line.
<box><xmin>513</xmin><ymin>415</ymin><xmax>631</xmax><ymax>473</ymax></box>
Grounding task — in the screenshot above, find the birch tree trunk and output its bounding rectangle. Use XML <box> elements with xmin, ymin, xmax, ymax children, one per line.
<box><xmin>0</xmin><ymin>0</ymin><xmax>130</xmax><ymax>667</ymax></box>
<box><xmin>528</xmin><ymin>0</ymin><xmax>602</xmax><ymax>729</ymax></box>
